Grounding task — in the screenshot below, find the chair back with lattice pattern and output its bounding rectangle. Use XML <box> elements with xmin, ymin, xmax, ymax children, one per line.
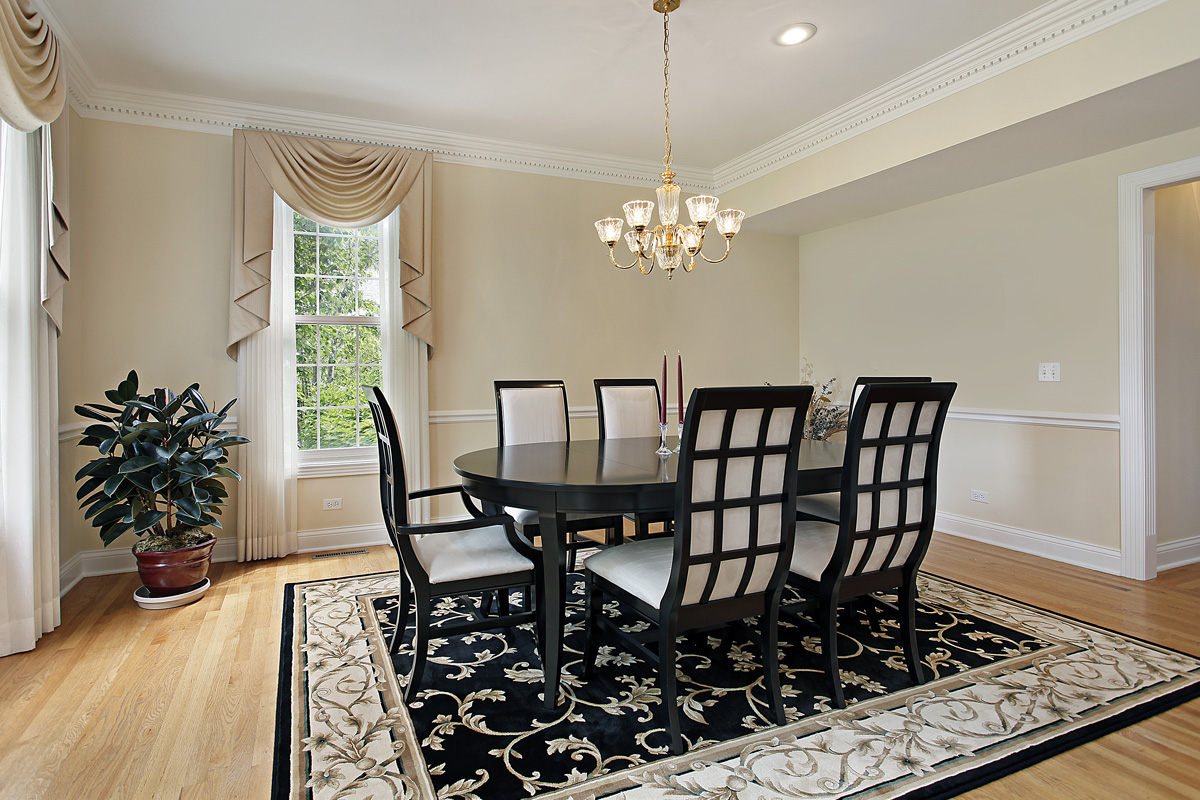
<box><xmin>830</xmin><ymin>382</ymin><xmax>955</xmax><ymax>584</ymax></box>
<box><xmin>666</xmin><ymin>385</ymin><xmax>813</xmax><ymax>615</ymax></box>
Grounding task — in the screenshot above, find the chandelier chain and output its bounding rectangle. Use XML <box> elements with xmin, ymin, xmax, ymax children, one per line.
<box><xmin>662</xmin><ymin>9</ymin><xmax>671</xmax><ymax>175</ymax></box>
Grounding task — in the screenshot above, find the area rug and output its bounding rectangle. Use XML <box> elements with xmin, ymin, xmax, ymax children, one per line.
<box><xmin>272</xmin><ymin>569</ymin><xmax>1200</xmax><ymax>800</ymax></box>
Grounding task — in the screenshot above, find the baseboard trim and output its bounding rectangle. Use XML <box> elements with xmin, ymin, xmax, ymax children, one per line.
<box><xmin>1157</xmin><ymin>535</ymin><xmax>1200</xmax><ymax>572</ymax></box>
<box><xmin>935</xmin><ymin>511</ymin><xmax>1122</xmax><ymax>575</ymax></box>
<box><xmin>296</xmin><ymin>524</ymin><xmax>389</xmax><ymax>553</ymax></box>
<box><xmin>59</xmin><ymin>537</ymin><xmax>240</xmax><ymax>597</ymax></box>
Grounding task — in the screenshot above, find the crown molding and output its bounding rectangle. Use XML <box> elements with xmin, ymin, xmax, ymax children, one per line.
<box><xmin>712</xmin><ymin>0</ymin><xmax>1168</xmax><ymax>192</ymax></box>
<box><xmin>39</xmin><ymin>0</ymin><xmax>1163</xmax><ymax>194</ymax></box>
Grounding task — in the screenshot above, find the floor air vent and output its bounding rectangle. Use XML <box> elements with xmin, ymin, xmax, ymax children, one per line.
<box><xmin>312</xmin><ymin>549</ymin><xmax>369</xmax><ymax>560</ymax></box>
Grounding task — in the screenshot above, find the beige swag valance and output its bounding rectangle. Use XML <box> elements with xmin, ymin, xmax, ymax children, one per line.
<box><xmin>0</xmin><ymin>0</ymin><xmax>68</xmax><ymax>333</ymax></box>
<box><xmin>227</xmin><ymin>129</ymin><xmax>433</xmax><ymax>358</ymax></box>
<box><xmin>0</xmin><ymin>0</ymin><xmax>63</xmax><ymax>133</ymax></box>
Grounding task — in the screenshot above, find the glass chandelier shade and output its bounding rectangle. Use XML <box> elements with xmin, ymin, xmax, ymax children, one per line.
<box><xmin>593</xmin><ymin>1</ymin><xmax>744</xmax><ymax>279</ymax></box>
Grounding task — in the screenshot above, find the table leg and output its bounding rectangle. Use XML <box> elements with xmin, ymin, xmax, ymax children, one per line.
<box><xmin>537</xmin><ymin>496</ymin><xmax>568</xmax><ymax>710</ymax></box>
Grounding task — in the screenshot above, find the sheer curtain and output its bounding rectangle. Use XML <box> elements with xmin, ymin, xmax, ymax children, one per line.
<box><xmin>381</xmin><ymin>212</ymin><xmax>430</xmax><ymax>523</ymax></box>
<box><xmin>235</xmin><ymin>195</ymin><xmax>299</xmax><ymax>561</ymax></box>
<box><xmin>0</xmin><ymin>121</ymin><xmax>60</xmax><ymax>656</ymax></box>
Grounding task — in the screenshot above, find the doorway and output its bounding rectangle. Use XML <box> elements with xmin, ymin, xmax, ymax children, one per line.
<box><xmin>1118</xmin><ymin>156</ymin><xmax>1200</xmax><ymax>580</ymax></box>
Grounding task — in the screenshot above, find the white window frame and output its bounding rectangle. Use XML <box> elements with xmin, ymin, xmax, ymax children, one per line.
<box><xmin>290</xmin><ymin>213</ymin><xmax>384</xmax><ymax>478</ymax></box>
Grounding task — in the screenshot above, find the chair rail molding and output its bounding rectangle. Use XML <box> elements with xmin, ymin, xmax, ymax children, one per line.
<box><xmin>1118</xmin><ymin>154</ymin><xmax>1200</xmax><ymax>581</ymax></box>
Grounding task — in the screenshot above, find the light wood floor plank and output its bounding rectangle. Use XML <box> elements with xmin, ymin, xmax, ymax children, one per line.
<box><xmin>0</xmin><ymin>536</ymin><xmax>1196</xmax><ymax>799</ymax></box>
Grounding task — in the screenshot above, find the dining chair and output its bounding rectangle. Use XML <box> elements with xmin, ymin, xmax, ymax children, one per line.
<box><xmin>494</xmin><ymin>380</ymin><xmax>624</xmax><ymax>567</ymax></box>
<box><xmin>797</xmin><ymin>376</ymin><xmax>932</xmax><ymax>524</ymax></box>
<box><xmin>367</xmin><ymin>386</ymin><xmax>542</xmax><ymax>701</ymax></box>
<box><xmin>784</xmin><ymin>381</ymin><xmax>956</xmax><ymax>709</ymax></box>
<box><xmin>594</xmin><ymin>377</ymin><xmax>674</xmax><ymax>540</ymax></box>
<box><xmin>582</xmin><ymin>384</ymin><xmax>814</xmax><ymax>754</ymax></box>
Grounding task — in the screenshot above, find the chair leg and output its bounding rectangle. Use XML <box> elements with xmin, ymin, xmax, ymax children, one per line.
<box><xmin>582</xmin><ymin>574</ymin><xmax>603</xmax><ymax>680</ymax></box>
<box><xmin>634</xmin><ymin>515</ymin><xmax>649</xmax><ymax>541</ymax></box>
<box><xmin>820</xmin><ymin>599</ymin><xmax>846</xmax><ymax>709</ymax></box>
<box><xmin>608</xmin><ymin>523</ymin><xmax>622</xmax><ymax>546</ymax></box>
<box><xmin>761</xmin><ymin>601</ymin><xmax>786</xmax><ymax>726</ymax></box>
<box><xmin>391</xmin><ymin>572</ymin><xmax>411</xmax><ymax>655</ymax></box>
<box><xmin>899</xmin><ymin>580</ymin><xmax>926</xmax><ymax>684</ymax></box>
<box><xmin>497</xmin><ymin>588</ymin><xmax>510</xmax><ymax>616</ymax></box>
<box><xmin>659</xmin><ymin>619</ymin><xmax>684</xmax><ymax>755</ymax></box>
<box><xmin>407</xmin><ymin>594</ymin><xmax>433</xmax><ymax>702</ymax></box>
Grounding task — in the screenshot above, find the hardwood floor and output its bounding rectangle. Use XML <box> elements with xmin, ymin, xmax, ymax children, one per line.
<box><xmin>0</xmin><ymin>535</ymin><xmax>1196</xmax><ymax>799</ymax></box>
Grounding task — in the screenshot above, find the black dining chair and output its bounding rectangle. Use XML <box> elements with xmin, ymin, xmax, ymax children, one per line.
<box><xmin>582</xmin><ymin>384</ymin><xmax>814</xmax><ymax>754</ymax></box>
<box><xmin>594</xmin><ymin>377</ymin><xmax>675</xmax><ymax>540</ymax></box>
<box><xmin>494</xmin><ymin>380</ymin><xmax>624</xmax><ymax>568</ymax></box>
<box><xmin>367</xmin><ymin>386</ymin><xmax>542</xmax><ymax>701</ymax></box>
<box><xmin>797</xmin><ymin>377</ymin><xmax>933</xmax><ymax>524</ymax></box>
<box><xmin>784</xmin><ymin>381</ymin><xmax>955</xmax><ymax>708</ymax></box>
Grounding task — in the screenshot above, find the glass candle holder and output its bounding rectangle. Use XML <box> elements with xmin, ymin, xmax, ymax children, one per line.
<box><xmin>674</xmin><ymin>419</ymin><xmax>682</xmax><ymax>453</ymax></box>
<box><xmin>657</xmin><ymin>422</ymin><xmax>672</xmax><ymax>456</ymax></box>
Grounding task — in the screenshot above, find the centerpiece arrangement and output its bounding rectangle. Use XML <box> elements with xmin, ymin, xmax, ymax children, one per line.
<box><xmin>73</xmin><ymin>370</ymin><xmax>248</xmax><ymax>608</ymax></box>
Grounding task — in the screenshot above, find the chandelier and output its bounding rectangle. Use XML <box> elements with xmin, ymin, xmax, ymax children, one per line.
<box><xmin>593</xmin><ymin>0</ymin><xmax>744</xmax><ymax>279</ymax></box>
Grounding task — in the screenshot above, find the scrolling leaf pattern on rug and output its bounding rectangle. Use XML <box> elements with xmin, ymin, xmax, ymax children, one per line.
<box><xmin>372</xmin><ymin>574</ymin><xmax>1050</xmax><ymax>799</ymax></box>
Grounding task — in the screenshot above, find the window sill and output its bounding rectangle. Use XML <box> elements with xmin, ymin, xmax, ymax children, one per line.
<box><xmin>298</xmin><ymin>447</ymin><xmax>379</xmax><ymax>479</ymax></box>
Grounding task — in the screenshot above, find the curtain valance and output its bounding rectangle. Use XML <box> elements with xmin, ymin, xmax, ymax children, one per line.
<box><xmin>228</xmin><ymin>129</ymin><xmax>433</xmax><ymax>358</ymax></box>
<box><xmin>0</xmin><ymin>0</ymin><xmax>64</xmax><ymax>133</ymax></box>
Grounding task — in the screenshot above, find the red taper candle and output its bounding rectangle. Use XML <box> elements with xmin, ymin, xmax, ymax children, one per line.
<box><xmin>660</xmin><ymin>353</ymin><xmax>668</xmax><ymax>424</ymax></box>
<box><xmin>677</xmin><ymin>352</ymin><xmax>683</xmax><ymax>423</ymax></box>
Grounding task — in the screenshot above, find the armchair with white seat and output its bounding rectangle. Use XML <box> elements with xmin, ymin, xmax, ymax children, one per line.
<box><xmin>367</xmin><ymin>386</ymin><xmax>542</xmax><ymax>701</ymax></box>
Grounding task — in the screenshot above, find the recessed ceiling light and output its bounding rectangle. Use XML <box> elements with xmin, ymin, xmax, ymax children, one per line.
<box><xmin>775</xmin><ymin>23</ymin><xmax>817</xmax><ymax>46</ymax></box>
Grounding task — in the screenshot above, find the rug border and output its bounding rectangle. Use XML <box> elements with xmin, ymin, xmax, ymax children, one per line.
<box><xmin>270</xmin><ymin>577</ymin><xmax>301</xmax><ymax>800</ymax></box>
<box><xmin>923</xmin><ymin>571</ymin><xmax>1200</xmax><ymax>660</ymax></box>
<box><xmin>273</xmin><ymin>569</ymin><xmax>1200</xmax><ymax>800</ymax></box>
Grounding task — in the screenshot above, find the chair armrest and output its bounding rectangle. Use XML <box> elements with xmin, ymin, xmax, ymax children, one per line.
<box><xmin>409</xmin><ymin>484</ymin><xmax>463</xmax><ymax>500</ymax></box>
<box><xmin>400</xmin><ymin>514</ymin><xmax>515</xmax><ymax>537</ymax></box>
<box><xmin>409</xmin><ymin>484</ymin><xmax>491</xmax><ymax>520</ymax></box>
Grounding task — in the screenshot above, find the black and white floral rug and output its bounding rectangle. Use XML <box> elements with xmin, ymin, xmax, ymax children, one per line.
<box><xmin>272</xmin><ymin>568</ymin><xmax>1200</xmax><ymax>800</ymax></box>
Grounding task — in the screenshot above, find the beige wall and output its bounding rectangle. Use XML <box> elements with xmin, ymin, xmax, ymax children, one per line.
<box><xmin>58</xmin><ymin>118</ymin><xmax>239</xmax><ymax>562</ymax></box>
<box><xmin>796</xmin><ymin>124</ymin><xmax>1200</xmax><ymax>550</ymax></box>
<box><xmin>1154</xmin><ymin>181</ymin><xmax>1200</xmax><ymax>546</ymax></box>
<box><xmin>59</xmin><ymin>119</ymin><xmax>800</xmax><ymax>561</ymax></box>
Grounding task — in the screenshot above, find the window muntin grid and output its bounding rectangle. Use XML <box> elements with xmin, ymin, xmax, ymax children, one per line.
<box><xmin>294</xmin><ymin>213</ymin><xmax>382</xmax><ymax>451</ymax></box>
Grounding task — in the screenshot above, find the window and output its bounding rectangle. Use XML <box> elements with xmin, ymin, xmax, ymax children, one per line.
<box><xmin>293</xmin><ymin>212</ymin><xmax>381</xmax><ymax>452</ymax></box>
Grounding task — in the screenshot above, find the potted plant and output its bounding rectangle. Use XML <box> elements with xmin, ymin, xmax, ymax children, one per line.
<box><xmin>73</xmin><ymin>370</ymin><xmax>248</xmax><ymax>604</ymax></box>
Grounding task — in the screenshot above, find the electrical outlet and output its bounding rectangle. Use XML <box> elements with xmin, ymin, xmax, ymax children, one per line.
<box><xmin>323</xmin><ymin>498</ymin><xmax>342</xmax><ymax>510</ymax></box>
<box><xmin>1038</xmin><ymin>362</ymin><xmax>1060</xmax><ymax>382</ymax></box>
<box><xmin>970</xmin><ymin>489</ymin><xmax>989</xmax><ymax>503</ymax></box>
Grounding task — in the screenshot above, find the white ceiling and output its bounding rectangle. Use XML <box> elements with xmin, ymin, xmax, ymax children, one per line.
<box><xmin>40</xmin><ymin>0</ymin><xmax>1049</xmax><ymax>171</ymax></box>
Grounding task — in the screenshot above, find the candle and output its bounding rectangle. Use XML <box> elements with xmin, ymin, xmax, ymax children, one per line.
<box><xmin>660</xmin><ymin>353</ymin><xmax>668</xmax><ymax>425</ymax></box>
<box><xmin>677</xmin><ymin>351</ymin><xmax>684</xmax><ymax>423</ymax></box>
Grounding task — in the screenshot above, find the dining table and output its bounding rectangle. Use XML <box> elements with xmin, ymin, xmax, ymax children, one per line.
<box><xmin>453</xmin><ymin>435</ymin><xmax>846</xmax><ymax>710</ymax></box>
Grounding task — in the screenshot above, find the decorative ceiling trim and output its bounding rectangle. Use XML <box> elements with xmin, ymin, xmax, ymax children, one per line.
<box><xmin>713</xmin><ymin>0</ymin><xmax>1168</xmax><ymax>192</ymax></box>
<box><xmin>38</xmin><ymin>0</ymin><xmax>1163</xmax><ymax>194</ymax></box>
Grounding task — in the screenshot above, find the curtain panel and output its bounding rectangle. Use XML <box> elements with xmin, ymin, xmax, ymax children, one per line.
<box><xmin>227</xmin><ymin>130</ymin><xmax>433</xmax><ymax>357</ymax></box>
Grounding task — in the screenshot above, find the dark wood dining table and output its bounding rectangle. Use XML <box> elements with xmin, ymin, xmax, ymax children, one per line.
<box><xmin>453</xmin><ymin>435</ymin><xmax>846</xmax><ymax>710</ymax></box>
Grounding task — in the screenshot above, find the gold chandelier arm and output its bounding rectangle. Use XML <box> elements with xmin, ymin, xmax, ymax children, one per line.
<box><xmin>608</xmin><ymin>248</ymin><xmax>642</xmax><ymax>270</ymax></box>
<box><xmin>697</xmin><ymin>237</ymin><xmax>733</xmax><ymax>264</ymax></box>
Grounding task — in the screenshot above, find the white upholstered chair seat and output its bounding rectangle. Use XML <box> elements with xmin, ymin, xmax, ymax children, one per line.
<box><xmin>504</xmin><ymin>506</ymin><xmax>608</xmax><ymax>527</ymax></box>
<box><xmin>789</xmin><ymin>520</ymin><xmax>839</xmax><ymax>581</ymax></box>
<box><xmin>584</xmin><ymin>537</ymin><xmax>673</xmax><ymax>608</ymax></box>
<box><xmin>795</xmin><ymin>491</ymin><xmax>841</xmax><ymax>522</ymax></box>
<box><xmin>414</xmin><ymin>524</ymin><xmax>535</xmax><ymax>584</ymax></box>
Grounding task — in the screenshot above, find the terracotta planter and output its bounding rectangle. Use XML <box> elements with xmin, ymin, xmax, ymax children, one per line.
<box><xmin>133</xmin><ymin>538</ymin><xmax>215</xmax><ymax>598</ymax></box>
